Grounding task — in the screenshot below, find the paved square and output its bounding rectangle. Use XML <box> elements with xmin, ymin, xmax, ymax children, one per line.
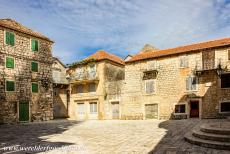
<box><xmin>0</xmin><ymin>119</ymin><xmax>229</xmax><ymax>154</ymax></box>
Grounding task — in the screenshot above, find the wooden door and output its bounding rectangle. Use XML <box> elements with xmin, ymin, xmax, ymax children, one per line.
<box><xmin>77</xmin><ymin>103</ymin><xmax>85</xmax><ymax>120</ymax></box>
<box><xmin>145</xmin><ymin>104</ymin><xmax>158</xmax><ymax>119</ymax></box>
<box><xmin>19</xmin><ymin>102</ymin><xmax>29</xmax><ymax>122</ymax></box>
<box><xmin>112</xmin><ymin>102</ymin><xmax>119</xmax><ymax>119</ymax></box>
<box><xmin>190</xmin><ymin>101</ymin><xmax>199</xmax><ymax>118</ymax></box>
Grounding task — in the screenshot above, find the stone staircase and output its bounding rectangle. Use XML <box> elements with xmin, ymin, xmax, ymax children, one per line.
<box><xmin>184</xmin><ymin>122</ymin><xmax>230</xmax><ymax>150</ymax></box>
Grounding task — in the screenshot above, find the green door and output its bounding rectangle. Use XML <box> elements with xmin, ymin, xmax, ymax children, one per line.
<box><xmin>19</xmin><ymin>102</ymin><xmax>29</xmax><ymax>122</ymax></box>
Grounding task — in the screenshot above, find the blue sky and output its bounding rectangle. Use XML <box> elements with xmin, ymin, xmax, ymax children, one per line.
<box><xmin>0</xmin><ymin>0</ymin><xmax>229</xmax><ymax>64</ymax></box>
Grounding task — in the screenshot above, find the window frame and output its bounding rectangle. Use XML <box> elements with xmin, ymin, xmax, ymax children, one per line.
<box><xmin>30</xmin><ymin>38</ymin><xmax>39</xmax><ymax>52</ymax></box>
<box><xmin>174</xmin><ymin>104</ymin><xmax>186</xmax><ymax>115</ymax></box>
<box><xmin>144</xmin><ymin>79</ymin><xmax>156</xmax><ymax>94</ymax></box>
<box><xmin>76</xmin><ymin>84</ymin><xmax>84</xmax><ymax>94</ymax></box>
<box><xmin>221</xmin><ymin>73</ymin><xmax>230</xmax><ymax>89</ymax></box>
<box><xmin>186</xmin><ymin>76</ymin><xmax>198</xmax><ymax>92</ymax></box>
<box><xmin>5</xmin><ymin>56</ymin><xmax>15</xmax><ymax>69</ymax></box>
<box><xmin>219</xmin><ymin>101</ymin><xmax>230</xmax><ymax>113</ymax></box>
<box><xmin>179</xmin><ymin>55</ymin><xmax>189</xmax><ymax>68</ymax></box>
<box><xmin>31</xmin><ymin>82</ymin><xmax>39</xmax><ymax>93</ymax></box>
<box><xmin>88</xmin><ymin>82</ymin><xmax>96</xmax><ymax>93</ymax></box>
<box><xmin>4</xmin><ymin>31</ymin><xmax>15</xmax><ymax>46</ymax></box>
<box><xmin>89</xmin><ymin>102</ymin><xmax>98</xmax><ymax>114</ymax></box>
<box><xmin>5</xmin><ymin>80</ymin><xmax>15</xmax><ymax>92</ymax></box>
<box><xmin>31</xmin><ymin>61</ymin><xmax>39</xmax><ymax>72</ymax></box>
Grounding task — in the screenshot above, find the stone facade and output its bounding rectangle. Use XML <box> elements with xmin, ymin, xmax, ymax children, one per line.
<box><xmin>52</xmin><ymin>58</ymin><xmax>69</xmax><ymax>118</ymax></box>
<box><xmin>67</xmin><ymin>52</ymin><xmax>125</xmax><ymax>120</ymax></box>
<box><xmin>0</xmin><ymin>20</ymin><xmax>54</xmax><ymax>123</ymax></box>
<box><xmin>122</xmin><ymin>46</ymin><xmax>230</xmax><ymax>119</ymax></box>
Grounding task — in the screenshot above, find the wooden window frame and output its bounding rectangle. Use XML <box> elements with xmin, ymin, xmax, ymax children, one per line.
<box><xmin>31</xmin><ymin>82</ymin><xmax>39</xmax><ymax>93</ymax></box>
<box><xmin>5</xmin><ymin>31</ymin><xmax>15</xmax><ymax>46</ymax></box>
<box><xmin>5</xmin><ymin>56</ymin><xmax>15</xmax><ymax>69</ymax></box>
<box><xmin>31</xmin><ymin>61</ymin><xmax>39</xmax><ymax>72</ymax></box>
<box><xmin>174</xmin><ymin>104</ymin><xmax>186</xmax><ymax>114</ymax></box>
<box><xmin>186</xmin><ymin>76</ymin><xmax>198</xmax><ymax>92</ymax></box>
<box><xmin>89</xmin><ymin>102</ymin><xmax>98</xmax><ymax>114</ymax></box>
<box><xmin>30</xmin><ymin>38</ymin><xmax>39</xmax><ymax>52</ymax></box>
<box><xmin>219</xmin><ymin>101</ymin><xmax>230</xmax><ymax>113</ymax></box>
<box><xmin>5</xmin><ymin>80</ymin><xmax>15</xmax><ymax>92</ymax></box>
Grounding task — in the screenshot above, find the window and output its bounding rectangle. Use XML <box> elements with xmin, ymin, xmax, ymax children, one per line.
<box><xmin>90</xmin><ymin>102</ymin><xmax>97</xmax><ymax>113</ymax></box>
<box><xmin>53</xmin><ymin>70</ymin><xmax>61</xmax><ymax>83</ymax></box>
<box><xmin>145</xmin><ymin>80</ymin><xmax>155</xmax><ymax>94</ymax></box>
<box><xmin>6</xmin><ymin>57</ymin><xmax>14</xmax><ymax>69</ymax></box>
<box><xmin>220</xmin><ymin>102</ymin><xmax>230</xmax><ymax>113</ymax></box>
<box><xmin>5</xmin><ymin>31</ymin><xmax>15</xmax><ymax>46</ymax></box>
<box><xmin>31</xmin><ymin>61</ymin><xmax>38</xmax><ymax>72</ymax></box>
<box><xmin>77</xmin><ymin>103</ymin><xmax>85</xmax><ymax>114</ymax></box>
<box><xmin>175</xmin><ymin>104</ymin><xmax>186</xmax><ymax>113</ymax></box>
<box><xmin>76</xmin><ymin>84</ymin><xmax>84</xmax><ymax>93</ymax></box>
<box><xmin>32</xmin><ymin>83</ymin><xmax>38</xmax><ymax>93</ymax></box>
<box><xmin>31</xmin><ymin>39</ymin><xmax>38</xmax><ymax>52</ymax></box>
<box><xmin>228</xmin><ymin>50</ymin><xmax>230</xmax><ymax>60</ymax></box>
<box><xmin>88</xmin><ymin>83</ymin><xmax>96</xmax><ymax>92</ymax></box>
<box><xmin>88</xmin><ymin>64</ymin><xmax>96</xmax><ymax>78</ymax></box>
<box><xmin>186</xmin><ymin>76</ymin><xmax>197</xmax><ymax>91</ymax></box>
<box><xmin>221</xmin><ymin>73</ymin><xmax>230</xmax><ymax>88</ymax></box>
<box><xmin>180</xmin><ymin>55</ymin><xmax>189</xmax><ymax>68</ymax></box>
<box><xmin>6</xmin><ymin>80</ymin><xmax>15</xmax><ymax>91</ymax></box>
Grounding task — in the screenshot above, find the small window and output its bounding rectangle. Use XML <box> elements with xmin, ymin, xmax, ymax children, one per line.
<box><xmin>6</xmin><ymin>57</ymin><xmax>14</xmax><ymax>69</ymax></box>
<box><xmin>175</xmin><ymin>104</ymin><xmax>186</xmax><ymax>113</ymax></box>
<box><xmin>180</xmin><ymin>55</ymin><xmax>189</xmax><ymax>68</ymax></box>
<box><xmin>6</xmin><ymin>80</ymin><xmax>15</xmax><ymax>91</ymax></box>
<box><xmin>76</xmin><ymin>84</ymin><xmax>84</xmax><ymax>93</ymax></box>
<box><xmin>221</xmin><ymin>73</ymin><xmax>230</xmax><ymax>88</ymax></box>
<box><xmin>145</xmin><ymin>80</ymin><xmax>155</xmax><ymax>94</ymax></box>
<box><xmin>5</xmin><ymin>31</ymin><xmax>15</xmax><ymax>46</ymax></box>
<box><xmin>88</xmin><ymin>83</ymin><xmax>96</xmax><ymax>92</ymax></box>
<box><xmin>90</xmin><ymin>102</ymin><xmax>97</xmax><ymax>113</ymax></box>
<box><xmin>31</xmin><ymin>62</ymin><xmax>38</xmax><ymax>72</ymax></box>
<box><xmin>220</xmin><ymin>102</ymin><xmax>230</xmax><ymax>113</ymax></box>
<box><xmin>186</xmin><ymin>76</ymin><xmax>197</xmax><ymax>91</ymax></box>
<box><xmin>32</xmin><ymin>83</ymin><xmax>38</xmax><ymax>93</ymax></box>
<box><xmin>31</xmin><ymin>39</ymin><xmax>38</xmax><ymax>52</ymax></box>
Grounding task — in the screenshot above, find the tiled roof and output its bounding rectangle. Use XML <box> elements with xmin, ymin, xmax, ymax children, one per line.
<box><xmin>0</xmin><ymin>19</ymin><xmax>53</xmax><ymax>43</ymax></box>
<box><xmin>127</xmin><ymin>38</ymin><xmax>230</xmax><ymax>63</ymax></box>
<box><xmin>86</xmin><ymin>50</ymin><xmax>125</xmax><ymax>65</ymax></box>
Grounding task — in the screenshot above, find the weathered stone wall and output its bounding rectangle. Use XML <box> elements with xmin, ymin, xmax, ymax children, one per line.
<box><xmin>0</xmin><ymin>27</ymin><xmax>53</xmax><ymax>123</ymax></box>
<box><xmin>122</xmin><ymin>47</ymin><xmax>230</xmax><ymax>119</ymax></box>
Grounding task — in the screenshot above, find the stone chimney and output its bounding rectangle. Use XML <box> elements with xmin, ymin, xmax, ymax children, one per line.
<box><xmin>140</xmin><ymin>44</ymin><xmax>158</xmax><ymax>53</ymax></box>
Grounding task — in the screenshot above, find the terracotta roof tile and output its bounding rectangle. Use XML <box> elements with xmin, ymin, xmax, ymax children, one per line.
<box><xmin>127</xmin><ymin>38</ymin><xmax>230</xmax><ymax>63</ymax></box>
<box><xmin>0</xmin><ymin>18</ymin><xmax>53</xmax><ymax>43</ymax></box>
<box><xmin>86</xmin><ymin>50</ymin><xmax>125</xmax><ymax>65</ymax></box>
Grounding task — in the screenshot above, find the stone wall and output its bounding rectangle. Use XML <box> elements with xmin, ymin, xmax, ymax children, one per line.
<box><xmin>0</xmin><ymin>26</ymin><xmax>53</xmax><ymax>123</ymax></box>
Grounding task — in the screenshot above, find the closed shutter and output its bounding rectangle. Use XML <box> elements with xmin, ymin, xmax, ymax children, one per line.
<box><xmin>6</xmin><ymin>81</ymin><xmax>15</xmax><ymax>91</ymax></box>
<box><xmin>6</xmin><ymin>57</ymin><xmax>14</xmax><ymax>69</ymax></box>
<box><xmin>31</xmin><ymin>62</ymin><xmax>38</xmax><ymax>72</ymax></box>
<box><xmin>5</xmin><ymin>32</ymin><xmax>11</xmax><ymax>45</ymax></box>
<box><xmin>31</xmin><ymin>39</ymin><xmax>38</xmax><ymax>51</ymax></box>
<box><xmin>10</xmin><ymin>33</ymin><xmax>15</xmax><ymax>46</ymax></box>
<box><xmin>145</xmin><ymin>80</ymin><xmax>155</xmax><ymax>94</ymax></box>
<box><xmin>32</xmin><ymin>83</ymin><xmax>38</xmax><ymax>93</ymax></box>
<box><xmin>192</xmin><ymin>77</ymin><xmax>197</xmax><ymax>90</ymax></box>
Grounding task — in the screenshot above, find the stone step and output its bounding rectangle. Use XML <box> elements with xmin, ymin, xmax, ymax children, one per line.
<box><xmin>193</xmin><ymin>130</ymin><xmax>230</xmax><ymax>142</ymax></box>
<box><xmin>184</xmin><ymin>132</ymin><xmax>230</xmax><ymax>150</ymax></box>
<box><xmin>200</xmin><ymin>124</ymin><xmax>230</xmax><ymax>135</ymax></box>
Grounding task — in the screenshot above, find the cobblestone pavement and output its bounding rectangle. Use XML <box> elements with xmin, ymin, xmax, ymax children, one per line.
<box><xmin>0</xmin><ymin>119</ymin><xmax>229</xmax><ymax>154</ymax></box>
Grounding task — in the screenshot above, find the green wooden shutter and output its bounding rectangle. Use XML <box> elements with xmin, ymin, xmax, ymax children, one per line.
<box><xmin>31</xmin><ymin>62</ymin><xmax>38</xmax><ymax>72</ymax></box>
<box><xmin>10</xmin><ymin>33</ymin><xmax>15</xmax><ymax>46</ymax></box>
<box><xmin>5</xmin><ymin>32</ymin><xmax>10</xmax><ymax>45</ymax></box>
<box><xmin>32</xmin><ymin>83</ymin><xmax>38</xmax><ymax>93</ymax></box>
<box><xmin>6</xmin><ymin>81</ymin><xmax>15</xmax><ymax>91</ymax></box>
<box><xmin>6</xmin><ymin>57</ymin><xmax>14</xmax><ymax>69</ymax></box>
<box><xmin>31</xmin><ymin>39</ymin><xmax>38</xmax><ymax>51</ymax></box>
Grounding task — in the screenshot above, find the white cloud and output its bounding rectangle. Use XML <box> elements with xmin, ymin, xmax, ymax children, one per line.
<box><xmin>0</xmin><ymin>0</ymin><xmax>229</xmax><ymax>64</ymax></box>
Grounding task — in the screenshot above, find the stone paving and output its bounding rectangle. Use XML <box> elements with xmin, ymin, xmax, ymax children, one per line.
<box><xmin>0</xmin><ymin>119</ymin><xmax>229</xmax><ymax>154</ymax></box>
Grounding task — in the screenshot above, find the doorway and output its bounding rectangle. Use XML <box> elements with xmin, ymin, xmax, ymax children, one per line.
<box><xmin>190</xmin><ymin>101</ymin><xmax>199</xmax><ymax>118</ymax></box>
<box><xmin>19</xmin><ymin>102</ymin><xmax>29</xmax><ymax>122</ymax></box>
<box><xmin>111</xmin><ymin>102</ymin><xmax>119</xmax><ymax>119</ymax></box>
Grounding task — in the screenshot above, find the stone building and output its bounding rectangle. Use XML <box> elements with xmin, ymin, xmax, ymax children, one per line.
<box><xmin>67</xmin><ymin>50</ymin><xmax>124</xmax><ymax>120</ymax></box>
<box><xmin>122</xmin><ymin>38</ymin><xmax>230</xmax><ymax>120</ymax></box>
<box><xmin>52</xmin><ymin>57</ymin><xmax>69</xmax><ymax>118</ymax></box>
<box><xmin>0</xmin><ymin>19</ymin><xmax>54</xmax><ymax>123</ymax></box>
